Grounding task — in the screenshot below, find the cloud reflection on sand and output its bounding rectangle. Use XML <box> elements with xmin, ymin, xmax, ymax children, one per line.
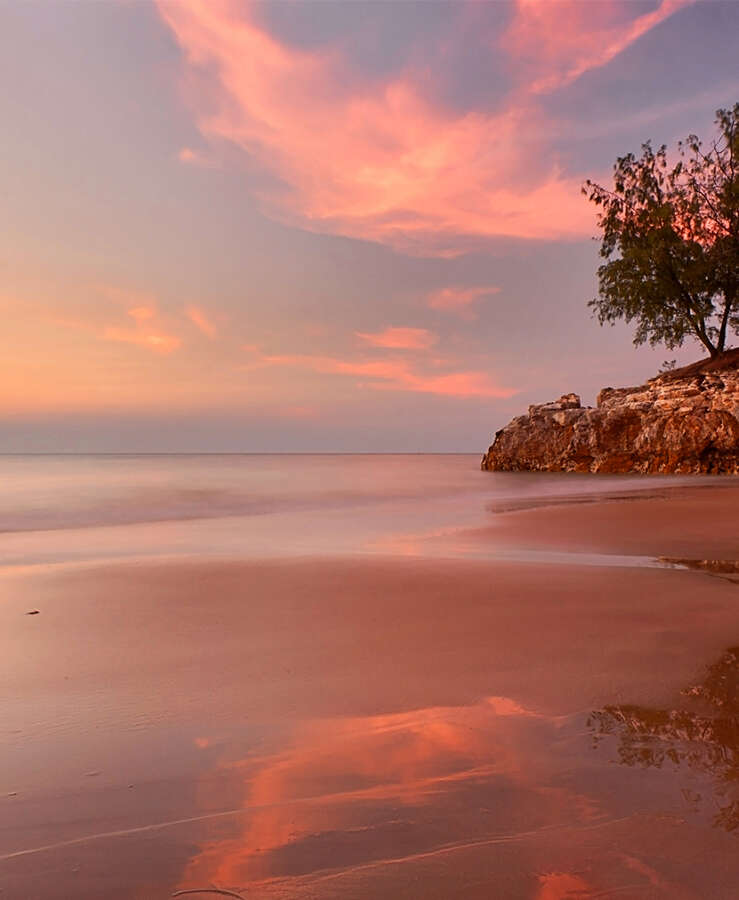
<box><xmin>174</xmin><ymin>644</ymin><xmax>739</xmax><ymax>899</ymax></box>
<box><xmin>176</xmin><ymin>695</ymin><xmax>601</xmax><ymax>895</ymax></box>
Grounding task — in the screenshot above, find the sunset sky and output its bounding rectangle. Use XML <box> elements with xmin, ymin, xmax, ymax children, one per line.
<box><xmin>2</xmin><ymin>0</ymin><xmax>737</xmax><ymax>451</ymax></box>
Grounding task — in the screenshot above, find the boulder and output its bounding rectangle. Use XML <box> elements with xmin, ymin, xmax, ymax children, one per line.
<box><xmin>481</xmin><ymin>351</ymin><xmax>739</xmax><ymax>474</ymax></box>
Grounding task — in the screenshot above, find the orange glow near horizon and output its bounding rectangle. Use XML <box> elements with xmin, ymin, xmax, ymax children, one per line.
<box><xmin>103</xmin><ymin>305</ymin><xmax>182</xmax><ymax>354</ymax></box>
<box><xmin>0</xmin><ymin>285</ymin><xmax>515</xmax><ymax>416</ymax></box>
<box><xmin>1</xmin><ymin>0</ymin><xmax>722</xmax><ymax>437</ymax></box>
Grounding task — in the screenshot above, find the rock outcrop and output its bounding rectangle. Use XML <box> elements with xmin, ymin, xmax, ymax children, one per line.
<box><xmin>482</xmin><ymin>350</ymin><xmax>739</xmax><ymax>474</ymax></box>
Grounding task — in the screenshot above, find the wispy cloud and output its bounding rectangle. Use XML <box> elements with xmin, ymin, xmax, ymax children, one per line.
<box><xmin>246</xmin><ymin>348</ymin><xmax>515</xmax><ymax>398</ymax></box>
<box><xmin>355</xmin><ymin>327</ymin><xmax>437</xmax><ymax>350</ymax></box>
<box><xmin>505</xmin><ymin>0</ymin><xmax>696</xmax><ymax>96</ymax></box>
<box><xmin>156</xmin><ymin>2</ymin><xmax>583</xmax><ymax>254</ymax></box>
<box><xmin>427</xmin><ymin>285</ymin><xmax>501</xmax><ymax>315</ymax></box>
<box><xmin>157</xmin><ymin>0</ymin><xmax>691</xmax><ymax>256</ymax></box>
<box><xmin>103</xmin><ymin>306</ymin><xmax>181</xmax><ymax>354</ymax></box>
<box><xmin>88</xmin><ymin>285</ymin><xmax>183</xmax><ymax>354</ymax></box>
<box><xmin>186</xmin><ymin>304</ymin><xmax>217</xmax><ymax>337</ymax></box>
<box><xmin>127</xmin><ymin>305</ymin><xmax>156</xmax><ymax>323</ymax></box>
<box><xmin>178</xmin><ymin>146</ymin><xmax>218</xmax><ymax>168</ymax></box>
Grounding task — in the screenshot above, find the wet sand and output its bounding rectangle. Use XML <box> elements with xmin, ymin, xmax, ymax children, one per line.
<box><xmin>1</xmin><ymin>483</ymin><xmax>739</xmax><ymax>898</ymax></box>
<box><xmin>483</xmin><ymin>482</ymin><xmax>739</xmax><ymax>560</ymax></box>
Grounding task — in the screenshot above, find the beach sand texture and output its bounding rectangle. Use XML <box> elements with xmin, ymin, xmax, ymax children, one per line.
<box><xmin>1</xmin><ymin>458</ymin><xmax>738</xmax><ymax>899</ymax></box>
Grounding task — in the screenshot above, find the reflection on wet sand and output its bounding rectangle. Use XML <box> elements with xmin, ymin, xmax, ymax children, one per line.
<box><xmin>3</xmin><ymin>471</ymin><xmax>739</xmax><ymax>900</ymax></box>
<box><xmin>173</xmin><ymin>652</ymin><xmax>739</xmax><ymax>899</ymax></box>
<box><xmin>534</xmin><ymin>872</ymin><xmax>590</xmax><ymax>900</ymax></box>
<box><xmin>659</xmin><ymin>558</ymin><xmax>739</xmax><ymax>584</ymax></box>
<box><xmin>589</xmin><ymin>647</ymin><xmax>739</xmax><ymax>832</ymax></box>
<box><xmin>176</xmin><ymin>696</ymin><xmax>603</xmax><ymax>897</ymax></box>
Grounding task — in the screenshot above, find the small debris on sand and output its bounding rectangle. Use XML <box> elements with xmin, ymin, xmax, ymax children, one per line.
<box><xmin>171</xmin><ymin>890</ymin><xmax>246</xmax><ymax>899</ymax></box>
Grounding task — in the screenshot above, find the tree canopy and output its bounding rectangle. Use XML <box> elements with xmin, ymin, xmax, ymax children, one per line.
<box><xmin>584</xmin><ymin>104</ymin><xmax>738</xmax><ymax>359</ymax></box>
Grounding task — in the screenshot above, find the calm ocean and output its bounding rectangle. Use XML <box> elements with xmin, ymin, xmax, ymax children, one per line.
<box><xmin>0</xmin><ymin>454</ymin><xmax>705</xmax><ymax>569</ymax></box>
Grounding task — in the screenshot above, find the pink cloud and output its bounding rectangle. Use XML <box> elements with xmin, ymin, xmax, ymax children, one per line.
<box><xmin>103</xmin><ymin>321</ymin><xmax>181</xmax><ymax>355</ymax></box>
<box><xmin>372</xmin><ymin>369</ymin><xmax>516</xmax><ymax>399</ymax></box>
<box><xmin>249</xmin><ymin>349</ymin><xmax>515</xmax><ymax>398</ymax></box>
<box><xmin>127</xmin><ymin>305</ymin><xmax>156</xmax><ymax>323</ymax></box>
<box><xmin>156</xmin><ymin>1</ymin><xmax>592</xmax><ymax>253</ymax></box>
<box><xmin>156</xmin><ymin>1</ymin><xmax>690</xmax><ymax>256</ymax></box>
<box><xmin>26</xmin><ymin>286</ymin><xmax>185</xmax><ymax>357</ymax></box>
<box><xmin>505</xmin><ymin>0</ymin><xmax>696</xmax><ymax>95</ymax></box>
<box><xmin>186</xmin><ymin>304</ymin><xmax>217</xmax><ymax>337</ymax></box>
<box><xmin>94</xmin><ymin>291</ymin><xmax>182</xmax><ymax>354</ymax></box>
<box><xmin>427</xmin><ymin>285</ymin><xmax>501</xmax><ymax>314</ymax></box>
<box><xmin>355</xmin><ymin>327</ymin><xmax>437</xmax><ymax>350</ymax></box>
<box><xmin>178</xmin><ymin>146</ymin><xmax>219</xmax><ymax>168</ymax></box>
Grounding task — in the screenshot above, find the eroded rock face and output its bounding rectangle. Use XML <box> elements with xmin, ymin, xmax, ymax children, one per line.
<box><xmin>481</xmin><ymin>356</ymin><xmax>739</xmax><ymax>474</ymax></box>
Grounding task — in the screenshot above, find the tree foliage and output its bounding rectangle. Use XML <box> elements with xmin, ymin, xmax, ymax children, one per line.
<box><xmin>584</xmin><ymin>104</ymin><xmax>739</xmax><ymax>358</ymax></box>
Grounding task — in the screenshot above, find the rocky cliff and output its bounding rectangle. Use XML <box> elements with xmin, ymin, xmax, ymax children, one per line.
<box><xmin>481</xmin><ymin>350</ymin><xmax>739</xmax><ymax>474</ymax></box>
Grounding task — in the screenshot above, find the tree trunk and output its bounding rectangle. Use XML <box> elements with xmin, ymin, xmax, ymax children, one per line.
<box><xmin>717</xmin><ymin>293</ymin><xmax>734</xmax><ymax>355</ymax></box>
<box><xmin>693</xmin><ymin>320</ymin><xmax>718</xmax><ymax>358</ymax></box>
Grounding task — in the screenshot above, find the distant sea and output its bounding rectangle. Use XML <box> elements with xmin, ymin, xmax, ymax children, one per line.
<box><xmin>0</xmin><ymin>454</ymin><xmax>711</xmax><ymax>570</ymax></box>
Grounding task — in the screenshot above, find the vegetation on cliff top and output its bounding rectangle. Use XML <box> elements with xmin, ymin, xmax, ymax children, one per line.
<box><xmin>584</xmin><ymin>104</ymin><xmax>738</xmax><ymax>360</ymax></box>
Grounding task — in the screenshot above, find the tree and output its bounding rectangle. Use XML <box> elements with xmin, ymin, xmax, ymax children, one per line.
<box><xmin>584</xmin><ymin>104</ymin><xmax>739</xmax><ymax>359</ymax></box>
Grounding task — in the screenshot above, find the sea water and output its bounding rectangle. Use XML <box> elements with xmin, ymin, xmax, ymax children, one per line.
<box><xmin>0</xmin><ymin>453</ymin><xmax>711</xmax><ymax>569</ymax></box>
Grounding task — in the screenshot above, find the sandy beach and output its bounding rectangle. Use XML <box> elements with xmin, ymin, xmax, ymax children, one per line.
<box><xmin>5</xmin><ymin>1</ymin><xmax>738</xmax><ymax>895</ymax></box>
<box><xmin>1</xmin><ymin>473</ymin><xmax>738</xmax><ymax>899</ymax></box>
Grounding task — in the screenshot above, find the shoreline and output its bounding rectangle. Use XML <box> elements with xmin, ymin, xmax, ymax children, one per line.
<box><xmin>1</xmin><ymin>482</ymin><xmax>738</xmax><ymax>897</ymax></box>
<box><xmin>0</xmin><ymin>478</ymin><xmax>735</xmax><ymax>573</ymax></box>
